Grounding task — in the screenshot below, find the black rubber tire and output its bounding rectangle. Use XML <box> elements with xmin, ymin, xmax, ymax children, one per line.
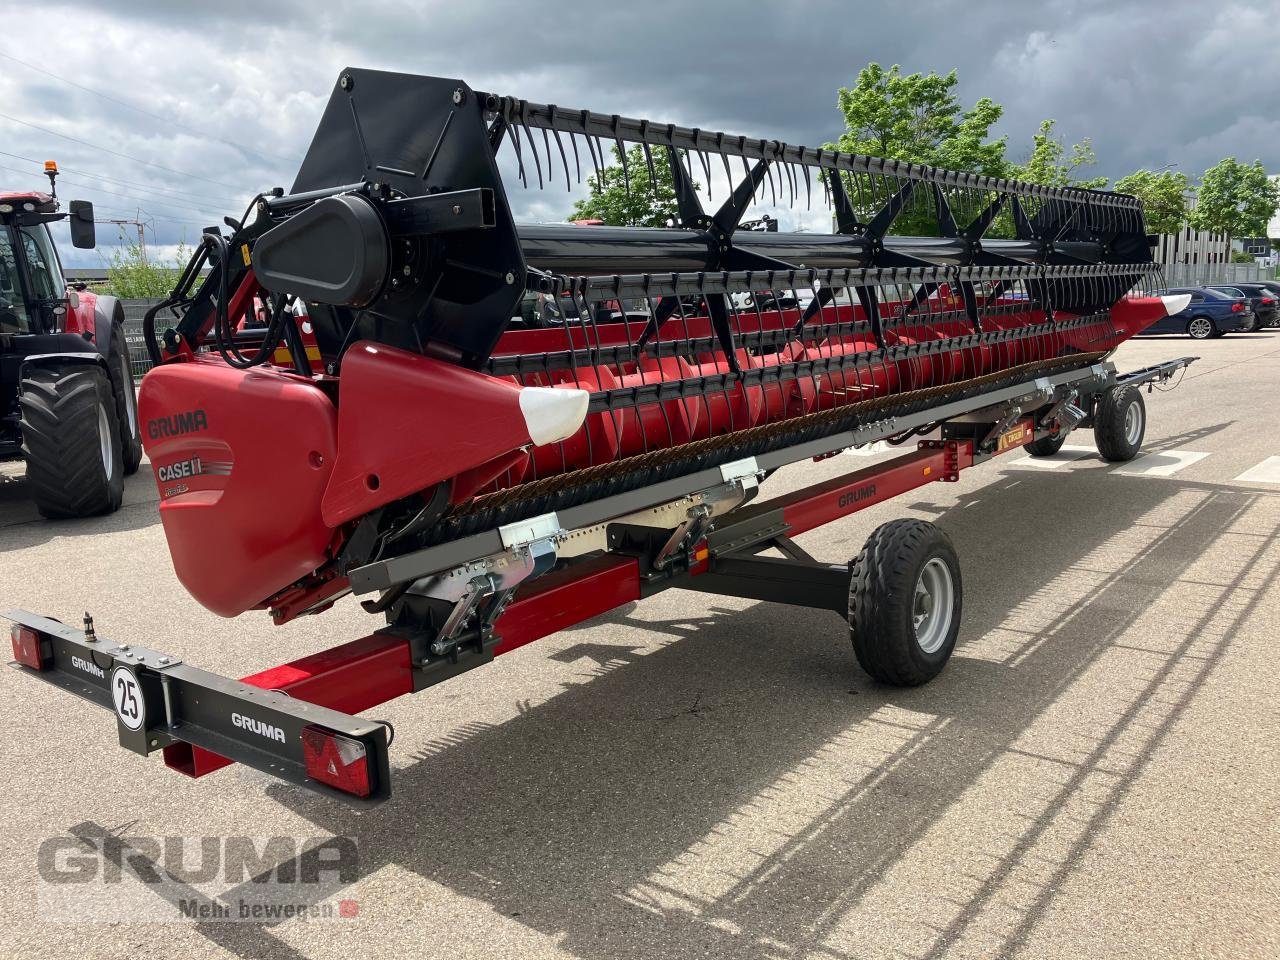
<box><xmin>106</xmin><ymin>320</ymin><xmax>143</xmax><ymax>474</ymax></box>
<box><xmin>848</xmin><ymin>518</ymin><xmax>962</xmax><ymax>687</ymax></box>
<box><xmin>19</xmin><ymin>364</ymin><xmax>125</xmax><ymax>518</ymax></box>
<box><xmin>1093</xmin><ymin>384</ymin><xmax>1145</xmax><ymax>463</ymax></box>
<box><xmin>1026</xmin><ymin>431</ymin><xmax>1067</xmax><ymax>457</ymax></box>
<box><xmin>1186</xmin><ymin>316</ymin><xmax>1215</xmax><ymax>340</ymax></box>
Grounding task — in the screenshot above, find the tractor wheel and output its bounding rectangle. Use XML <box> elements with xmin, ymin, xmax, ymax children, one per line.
<box><xmin>1093</xmin><ymin>384</ymin><xmax>1145</xmax><ymax>463</ymax></box>
<box><xmin>1025</xmin><ymin>430</ymin><xmax>1068</xmax><ymax>457</ymax></box>
<box><xmin>106</xmin><ymin>321</ymin><xmax>143</xmax><ymax>474</ymax></box>
<box><xmin>848</xmin><ymin>518</ymin><xmax>962</xmax><ymax>687</ymax></box>
<box><xmin>19</xmin><ymin>363</ymin><xmax>125</xmax><ymax>518</ymax></box>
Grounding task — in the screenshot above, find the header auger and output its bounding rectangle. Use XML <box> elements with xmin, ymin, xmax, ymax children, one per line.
<box><xmin>9</xmin><ymin>67</ymin><xmax>1197</xmax><ymax>802</ymax></box>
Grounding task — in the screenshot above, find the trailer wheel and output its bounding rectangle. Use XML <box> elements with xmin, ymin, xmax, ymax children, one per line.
<box><xmin>106</xmin><ymin>320</ymin><xmax>143</xmax><ymax>475</ymax></box>
<box><xmin>1025</xmin><ymin>430</ymin><xmax>1067</xmax><ymax>457</ymax></box>
<box><xmin>19</xmin><ymin>364</ymin><xmax>125</xmax><ymax>518</ymax></box>
<box><xmin>848</xmin><ymin>518</ymin><xmax>962</xmax><ymax>686</ymax></box>
<box><xmin>1093</xmin><ymin>385</ymin><xmax>1145</xmax><ymax>463</ymax></box>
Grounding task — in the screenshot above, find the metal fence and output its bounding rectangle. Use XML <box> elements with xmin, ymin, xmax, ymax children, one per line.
<box><xmin>120</xmin><ymin>298</ymin><xmax>164</xmax><ymax>379</ymax></box>
<box><xmin>1161</xmin><ymin>262</ymin><xmax>1272</xmax><ymax>288</ymax></box>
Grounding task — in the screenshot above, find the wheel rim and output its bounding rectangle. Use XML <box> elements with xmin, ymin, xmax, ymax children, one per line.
<box><xmin>1189</xmin><ymin>318</ymin><xmax>1211</xmax><ymax>339</ymax></box>
<box><xmin>97</xmin><ymin>401</ymin><xmax>114</xmax><ymax>480</ymax></box>
<box><xmin>913</xmin><ymin>557</ymin><xmax>954</xmax><ymax>654</ymax></box>
<box><xmin>118</xmin><ymin>352</ymin><xmax>138</xmax><ymax>440</ymax></box>
<box><xmin>1124</xmin><ymin>400</ymin><xmax>1143</xmax><ymax>446</ymax></box>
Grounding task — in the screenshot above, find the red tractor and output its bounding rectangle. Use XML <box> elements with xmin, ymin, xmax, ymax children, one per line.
<box><xmin>0</xmin><ymin>164</ymin><xmax>142</xmax><ymax>517</ymax></box>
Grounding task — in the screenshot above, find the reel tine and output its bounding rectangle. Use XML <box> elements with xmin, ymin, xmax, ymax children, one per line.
<box><xmin>509</xmin><ymin>108</ymin><xmax>528</xmax><ymax>188</ymax></box>
<box><xmin>541</xmin><ymin>126</ymin><xmax>555</xmax><ymax>185</ymax></box>
<box><xmin>642</xmin><ymin>141</ymin><xmax>658</xmax><ymax>192</ymax></box>
<box><xmin>569</xmin><ymin>128</ymin><xmax>582</xmax><ymax>184</ymax></box>
<box><xmin>519</xmin><ymin>105</ymin><xmax>543</xmax><ymax>189</ymax></box>
<box><xmin>611</xmin><ymin>116</ymin><xmax>630</xmax><ymax>194</ymax></box>
<box><xmin>549</xmin><ymin>122</ymin><xmax>572</xmax><ymax>191</ymax></box>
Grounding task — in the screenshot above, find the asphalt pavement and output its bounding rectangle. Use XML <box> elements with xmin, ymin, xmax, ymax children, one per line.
<box><xmin>1</xmin><ymin>330</ymin><xmax>1277</xmax><ymax>960</ymax></box>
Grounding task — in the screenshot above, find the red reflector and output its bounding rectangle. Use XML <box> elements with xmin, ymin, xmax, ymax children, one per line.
<box><xmin>10</xmin><ymin>624</ymin><xmax>49</xmax><ymax>670</ymax></box>
<box><xmin>301</xmin><ymin>725</ymin><xmax>372</xmax><ymax>798</ymax></box>
<box><xmin>1231</xmin><ymin>303</ymin><xmax>1244</xmax><ymax>312</ymax></box>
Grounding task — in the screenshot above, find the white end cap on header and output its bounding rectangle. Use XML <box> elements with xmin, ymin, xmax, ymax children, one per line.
<box><xmin>1161</xmin><ymin>293</ymin><xmax>1192</xmax><ymax>316</ymax></box>
<box><xmin>519</xmin><ymin>386</ymin><xmax>590</xmax><ymax>446</ymax></box>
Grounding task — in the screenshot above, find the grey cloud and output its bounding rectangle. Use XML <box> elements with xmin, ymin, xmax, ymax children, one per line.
<box><xmin>5</xmin><ymin>0</ymin><xmax>1275</xmax><ymax>265</ymax></box>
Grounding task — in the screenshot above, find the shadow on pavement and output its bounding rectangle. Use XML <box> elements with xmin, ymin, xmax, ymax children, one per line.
<box><xmin>0</xmin><ymin>471</ymin><xmax>158</xmax><ymax>551</ymax></box>
<box><xmin>116</xmin><ymin>468</ymin><xmax>1280</xmax><ymax>958</ymax></box>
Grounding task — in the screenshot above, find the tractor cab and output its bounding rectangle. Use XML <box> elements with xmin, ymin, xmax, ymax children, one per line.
<box><xmin>0</xmin><ymin>169</ymin><xmax>96</xmax><ymax>335</ymax></box>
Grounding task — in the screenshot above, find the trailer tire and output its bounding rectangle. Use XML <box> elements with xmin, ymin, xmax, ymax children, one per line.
<box><xmin>1093</xmin><ymin>385</ymin><xmax>1145</xmax><ymax>463</ymax></box>
<box><xmin>106</xmin><ymin>320</ymin><xmax>143</xmax><ymax>475</ymax></box>
<box><xmin>848</xmin><ymin>518</ymin><xmax>961</xmax><ymax>687</ymax></box>
<box><xmin>1025</xmin><ymin>430</ymin><xmax>1067</xmax><ymax>457</ymax></box>
<box><xmin>19</xmin><ymin>364</ymin><xmax>125</xmax><ymax>518</ymax></box>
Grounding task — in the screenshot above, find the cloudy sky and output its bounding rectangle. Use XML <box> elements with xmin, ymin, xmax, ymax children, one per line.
<box><xmin>1</xmin><ymin>0</ymin><xmax>1275</xmax><ymax>266</ymax></box>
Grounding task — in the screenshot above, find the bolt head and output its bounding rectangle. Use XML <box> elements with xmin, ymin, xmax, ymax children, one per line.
<box><xmin>452</xmin><ymin>204</ymin><xmax>463</xmax><ymax>215</ymax></box>
<box><xmin>340</xmin><ymin>74</ymin><xmax>353</xmax><ymax>91</ymax></box>
<box><xmin>452</xmin><ymin>88</ymin><xmax>465</xmax><ymax>105</ymax></box>
<box><xmin>505</xmin><ymin>272</ymin><xmax>516</xmax><ymax>285</ymax></box>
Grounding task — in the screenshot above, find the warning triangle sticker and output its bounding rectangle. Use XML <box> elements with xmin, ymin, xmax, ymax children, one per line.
<box><xmin>328</xmin><ymin>759</ymin><xmax>338</xmax><ymax>776</ymax></box>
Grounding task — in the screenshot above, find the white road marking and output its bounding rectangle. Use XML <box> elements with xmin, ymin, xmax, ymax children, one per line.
<box><xmin>1007</xmin><ymin>444</ymin><xmax>1097</xmax><ymax>470</ymax></box>
<box><xmin>1109</xmin><ymin>450</ymin><xmax>1209</xmax><ymax>477</ymax></box>
<box><xmin>1233</xmin><ymin>456</ymin><xmax>1280</xmax><ymax>485</ymax></box>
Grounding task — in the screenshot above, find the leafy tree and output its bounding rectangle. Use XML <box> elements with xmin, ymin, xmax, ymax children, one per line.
<box><xmin>1190</xmin><ymin>158</ymin><xmax>1280</xmax><ymax>244</ymax></box>
<box><xmin>104</xmin><ymin>233</ymin><xmax>190</xmax><ymax>298</ymax></box>
<box><xmin>570</xmin><ymin>144</ymin><xmax>684</xmax><ymax>227</ymax></box>
<box><xmin>1013</xmin><ymin>119</ymin><xmax>1107</xmax><ymax>189</ymax></box>
<box><xmin>832</xmin><ymin>63</ymin><xmax>1008</xmax><ymax>177</ymax></box>
<box><xmin>1113</xmin><ymin>169</ymin><xmax>1191</xmax><ymax>235</ymax></box>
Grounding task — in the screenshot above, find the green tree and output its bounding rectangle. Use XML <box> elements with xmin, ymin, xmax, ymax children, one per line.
<box><xmin>104</xmin><ymin>233</ymin><xmax>190</xmax><ymax>298</ymax></box>
<box><xmin>1190</xmin><ymin>158</ymin><xmax>1280</xmax><ymax>245</ymax></box>
<box><xmin>832</xmin><ymin>63</ymin><xmax>1009</xmax><ymax>177</ymax></box>
<box><xmin>1013</xmin><ymin>119</ymin><xmax>1107</xmax><ymax>189</ymax></box>
<box><xmin>570</xmin><ymin>144</ymin><xmax>684</xmax><ymax>227</ymax></box>
<box><xmin>1113</xmin><ymin>169</ymin><xmax>1191</xmax><ymax>235</ymax></box>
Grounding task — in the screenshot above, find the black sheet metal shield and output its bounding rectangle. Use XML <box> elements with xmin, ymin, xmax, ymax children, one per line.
<box><xmin>292</xmin><ymin>68</ymin><xmax>525</xmax><ymax>363</ymax></box>
<box><xmin>254</xmin><ymin>193</ymin><xmax>389</xmax><ymax>308</ymax></box>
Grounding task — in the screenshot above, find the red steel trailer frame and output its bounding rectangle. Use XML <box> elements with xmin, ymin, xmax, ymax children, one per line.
<box><xmin>7</xmin><ymin>355</ymin><xmax>1192</xmax><ymax>803</ymax></box>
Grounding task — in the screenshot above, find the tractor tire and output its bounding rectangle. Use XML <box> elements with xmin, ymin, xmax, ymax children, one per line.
<box><xmin>1026</xmin><ymin>431</ymin><xmax>1068</xmax><ymax>457</ymax></box>
<box><xmin>19</xmin><ymin>363</ymin><xmax>125</xmax><ymax>519</ymax></box>
<box><xmin>106</xmin><ymin>320</ymin><xmax>143</xmax><ymax>474</ymax></box>
<box><xmin>1093</xmin><ymin>384</ymin><xmax>1145</xmax><ymax>463</ymax></box>
<box><xmin>848</xmin><ymin>518</ymin><xmax>962</xmax><ymax>687</ymax></box>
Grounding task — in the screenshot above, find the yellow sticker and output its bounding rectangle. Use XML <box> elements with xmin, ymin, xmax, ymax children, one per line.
<box><xmin>240</xmin><ymin>243</ymin><xmax>252</xmax><ymax>266</ymax></box>
<box><xmin>997</xmin><ymin>425</ymin><xmax>1029</xmax><ymax>452</ymax></box>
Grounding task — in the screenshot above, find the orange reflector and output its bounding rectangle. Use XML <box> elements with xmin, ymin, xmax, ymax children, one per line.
<box><xmin>694</xmin><ymin>547</ymin><xmax>709</xmax><ymax>562</ymax></box>
<box><xmin>923</xmin><ymin>466</ymin><xmax>933</xmax><ymax>477</ymax></box>
<box><xmin>10</xmin><ymin>623</ymin><xmax>50</xmax><ymax>670</ymax></box>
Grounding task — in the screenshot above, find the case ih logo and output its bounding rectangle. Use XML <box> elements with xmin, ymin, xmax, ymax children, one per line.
<box><xmin>232</xmin><ymin>712</ymin><xmax>286</xmax><ymax>743</ymax></box>
<box><xmin>147</xmin><ymin>409</ymin><xmax>208</xmax><ymax>440</ymax></box>
<box><xmin>157</xmin><ymin>457</ymin><xmax>202</xmax><ymax>483</ymax></box>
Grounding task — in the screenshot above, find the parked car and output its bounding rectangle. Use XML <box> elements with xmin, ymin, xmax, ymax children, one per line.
<box><xmin>1205</xmin><ymin>283</ymin><xmax>1277</xmax><ymax>330</ymax></box>
<box><xmin>1144</xmin><ymin>286</ymin><xmax>1252</xmax><ymax>339</ymax></box>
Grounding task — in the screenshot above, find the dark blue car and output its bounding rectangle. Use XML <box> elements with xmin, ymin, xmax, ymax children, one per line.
<box><xmin>1144</xmin><ymin>286</ymin><xmax>1253</xmax><ymax>340</ymax></box>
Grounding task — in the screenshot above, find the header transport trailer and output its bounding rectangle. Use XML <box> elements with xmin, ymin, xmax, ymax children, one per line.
<box><xmin>7</xmin><ymin>69</ymin><xmax>1194</xmax><ymax>803</ymax></box>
